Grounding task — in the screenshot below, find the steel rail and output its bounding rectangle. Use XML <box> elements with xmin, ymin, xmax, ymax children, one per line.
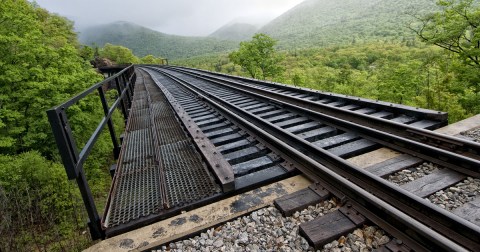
<box><xmin>150</xmin><ymin>67</ymin><xmax>479</xmax><ymax>251</ymax></box>
<box><xmin>169</xmin><ymin>66</ymin><xmax>446</xmax><ymax>119</ymax></box>
<box><xmin>150</xmin><ymin>67</ymin><xmax>480</xmax><ymax>250</ymax></box>
<box><xmin>168</xmin><ymin>66</ymin><xmax>480</xmax><ymax>160</ymax></box>
<box><xmin>156</xmin><ymin>66</ymin><xmax>480</xmax><ymax>178</ymax></box>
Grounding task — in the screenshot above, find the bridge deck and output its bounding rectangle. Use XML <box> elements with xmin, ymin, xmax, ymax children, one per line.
<box><xmin>102</xmin><ymin>70</ymin><xmax>222</xmax><ymax>236</ymax></box>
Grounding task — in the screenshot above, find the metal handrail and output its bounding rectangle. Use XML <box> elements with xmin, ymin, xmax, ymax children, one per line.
<box><xmin>46</xmin><ymin>65</ymin><xmax>136</xmax><ymax>239</ymax></box>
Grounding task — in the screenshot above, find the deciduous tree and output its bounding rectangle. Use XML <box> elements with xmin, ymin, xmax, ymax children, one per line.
<box><xmin>229</xmin><ymin>34</ymin><xmax>284</xmax><ymax>79</ymax></box>
<box><xmin>410</xmin><ymin>0</ymin><xmax>480</xmax><ymax>67</ymax></box>
<box><xmin>99</xmin><ymin>43</ymin><xmax>139</xmax><ymax>64</ymax></box>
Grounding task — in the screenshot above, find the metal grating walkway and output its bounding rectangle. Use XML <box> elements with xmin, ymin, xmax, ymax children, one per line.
<box><xmin>103</xmin><ymin>70</ymin><xmax>220</xmax><ymax>230</ymax></box>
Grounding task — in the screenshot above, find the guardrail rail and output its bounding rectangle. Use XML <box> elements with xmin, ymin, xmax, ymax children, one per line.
<box><xmin>47</xmin><ymin>65</ymin><xmax>136</xmax><ymax>239</ymax></box>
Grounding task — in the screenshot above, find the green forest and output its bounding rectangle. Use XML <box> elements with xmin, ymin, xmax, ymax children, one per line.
<box><xmin>1</xmin><ymin>0</ymin><xmax>479</xmax><ymax>251</ymax></box>
<box><xmin>0</xmin><ymin>1</ymin><xmax>121</xmax><ymax>250</ymax></box>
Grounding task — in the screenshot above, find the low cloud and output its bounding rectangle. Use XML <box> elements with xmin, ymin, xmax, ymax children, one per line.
<box><xmin>34</xmin><ymin>0</ymin><xmax>304</xmax><ymax>36</ymax></box>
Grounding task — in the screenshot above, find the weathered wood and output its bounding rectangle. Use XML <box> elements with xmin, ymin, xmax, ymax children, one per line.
<box><xmin>274</xmin><ymin>185</ymin><xmax>330</xmax><ymax>217</ymax></box>
<box><xmin>300</xmin><ymin>126</ymin><xmax>337</xmax><ymax>142</ymax></box>
<box><xmin>369</xmin><ymin>111</ymin><xmax>393</xmax><ymax>119</ymax></box>
<box><xmin>453</xmin><ymin>196</ymin><xmax>480</xmax><ymax>226</ymax></box>
<box><xmin>354</xmin><ymin>107</ymin><xmax>376</xmax><ymax>114</ymax></box>
<box><xmin>400</xmin><ymin>169</ymin><xmax>466</xmax><ymax>198</ymax></box>
<box><xmin>328</xmin><ymin>139</ymin><xmax>379</xmax><ymax>158</ymax></box>
<box><xmin>313</xmin><ymin>132</ymin><xmax>359</xmax><ymax>149</ymax></box>
<box><xmin>285</xmin><ymin>121</ymin><xmax>323</xmax><ymax>134</ymax></box>
<box><xmin>309</xmin><ymin>183</ymin><xmax>330</xmax><ymax>199</ymax></box>
<box><xmin>299</xmin><ymin>206</ymin><xmax>366</xmax><ymax>250</ymax></box>
<box><xmin>275</xmin><ymin>116</ymin><xmax>311</xmax><ymax>128</ymax></box>
<box><xmin>338</xmin><ymin>205</ymin><xmax>367</xmax><ymax>226</ymax></box>
<box><xmin>365</xmin><ymin>154</ymin><xmax>423</xmax><ymax>177</ymax></box>
<box><xmin>391</xmin><ymin>115</ymin><xmax>417</xmax><ymax>124</ymax></box>
<box><xmin>408</xmin><ymin>119</ymin><xmax>443</xmax><ymax>130</ymax></box>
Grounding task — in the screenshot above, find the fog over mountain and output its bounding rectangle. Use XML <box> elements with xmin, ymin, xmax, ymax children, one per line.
<box><xmin>34</xmin><ymin>0</ymin><xmax>304</xmax><ymax>36</ymax></box>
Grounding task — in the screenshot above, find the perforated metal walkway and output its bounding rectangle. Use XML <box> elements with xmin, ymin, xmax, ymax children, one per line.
<box><xmin>102</xmin><ymin>70</ymin><xmax>221</xmax><ymax>235</ymax></box>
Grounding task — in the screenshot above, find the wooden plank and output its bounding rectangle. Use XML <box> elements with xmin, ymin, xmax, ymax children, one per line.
<box><xmin>365</xmin><ymin>154</ymin><xmax>423</xmax><ymax>177</ymax></box>
<box><xmin>274</xmin><ymin>185</ymin><xmax>330</xmax><ymax>217</ymax></box>
<box><xmin>452</xmin><ymin>196</ymin><xmax>480</xmax><ymax>226</ymax></box>
<box><xmin>354</xmin><ymin>107</ymin><xmax>376</xmax><ymax>114</ymax></box>
<box><xmin>300</xmin><ymin>211</ymin><xmax>355</xmax><ymax>250</ymax></box>
<box><xmin>340</xmin><ymin>104</ymin><xmax>360</xmax><ymax>110</ymax></box>
<box><xmin>328</xmin><ymin>139</ymin><xmax>379</xmax><ymax>158</ymax></box>
<box><xmin>300</xmin><ymin>126</ymin><xmax>337</xmax><ymax>142</ymax></box>
<box><xmin>249</xmin><ymin>105</ymin><xmax>277</xmax><ymax>114</ymax></box>
<box><xmin>369</xmin><ymin>111</ymin><xmax>393</xmax><ymax>119</ymax></box>
<box><xmin>299</xmin><ymin>206</ymin><xmax>366</xmax><ymax>250</ymax></box>
<box><xmin>400</xmin><ymin>169</ymin><xmax>466</xmax><ymax>198</ymax></box>
<box><xmin>313</xmin><ymin>132</ymin><xmax>359</xmax><ymax>149</ymax></box>
<box><xmin>408</xmin><ymin>119</ymin><xmax>443</xmax><ymax>130</ymax></box>
<box><xmin>391</xmin><ymin>115</ymin><xmax>417</xmax><ymax>124</ymax></box>
<box><xmin>265</xmin><ymin>112</ymin><xmax>297</xmax><ymax>123</ymax></box>
<box><xmin>275</xmin><ymin>116</ymin><xmax>311</xmax><ymax>128</ymax></box>
<box><xmin>285</xmin><ymin>121</ymin><xmax>322</xmax><ymax>134</ymax></box>
<box><xmin>347</xmin><ymin>148</ymin><xmax>400</xmax><ymax>169</ymax></box>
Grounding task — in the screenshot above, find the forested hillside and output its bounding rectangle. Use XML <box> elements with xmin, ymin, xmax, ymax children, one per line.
<box><xmin>260</xmin><ymin>0</ymin><xmax>436</xmax><ymax>48</ymax></box>
<box><xmin>1</xmin><ymin>1</ymin><xmax>118</xmax><ymax>250</ymax></box>
<box><xmin>79</xmin><ymin>21</ymin><xmax>238</xmax><ymax>60</ymax></box>
<box><xmin>209</xmin><ymin>23</ymin><xmax>258</xmax><ymax>41</ymax></box>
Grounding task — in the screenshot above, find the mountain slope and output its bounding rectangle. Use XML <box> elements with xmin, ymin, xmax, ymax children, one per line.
<box><xmin>209</xmin><ymin>23</ymin><xmax>258</xmax><ymax>41</ymax></box>
<box><xmin>79</xmin><ymin>21</ymin><xmax>238</xmax><ymax>59</ymax></box>
<box><xmin>259</xmin><ymin>0</ymin><xmax>436</xmax><ymax>48</ymax></box>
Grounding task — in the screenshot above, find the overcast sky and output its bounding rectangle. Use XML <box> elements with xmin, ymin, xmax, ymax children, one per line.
<box><xmin>34</xmin><ymin>0</ymin><xmax>305</xmax><ymax>36</ymax></box>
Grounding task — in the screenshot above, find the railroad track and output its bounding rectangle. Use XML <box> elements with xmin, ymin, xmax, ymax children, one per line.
<box><xmin>138</xmin><ymin>66</ymin><xmax>480</xmax><ymax>251</ymax></box>
<box><xmin>166</xmin><ymin>65</ymin><xmax>480</xmax><ymax>161</ymax></box>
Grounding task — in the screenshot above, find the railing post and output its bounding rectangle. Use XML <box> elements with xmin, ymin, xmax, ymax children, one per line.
<box><xmin>77</xmin><ymin>170</ymin><xmax>104</xmax><ymax>240</ymax></box>
<box><xmin>121</xmin><ymin>73</ymin><xmax>133</xmax><ymax>106</ymax></box>
<box><xmin>47</xmin><ymin>65</ymin><xmax>135</xmax><ymax>241</ymax></box>
<box><xmin>129</xmin><ymin>69</ymin><xmax>135</xmax><ymax>97</ymax></box>
<box><xmin>47</xmin><ymin>109</ymin><xmax>79</xmax><ymax>179</ymax></box>
<box><xmin>97</xmin><ymin>87</ymin><xmax>121</xmax><ymax>159</ymax></box>
<box><xmin>114</xmin><ymin>78</ymin><xmax>129</xmax><ymax>122</ymax></box>
<box><xmin>47</xmin><ymin>109</ymin><xmax>104</xmax><ymax>239</ymax></box>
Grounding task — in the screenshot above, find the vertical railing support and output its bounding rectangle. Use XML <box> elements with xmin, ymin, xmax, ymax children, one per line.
<box><xmin>47</xmin><ymin>65</ymin><xmax>136</xmax><ymax>240</ymax></box>
<box><xmin>77</xmin><ymin>171</ymin><xmax>104</xmax><ymax>240</ymax></box>
<box><xmin>115</xmin><ymin>77</ymin><xmax>129</xmax><ymax>121</ymax></box>
<box><xmin>97</xmin><ymin>86</ymin><xmax>121</xmax><ymax>159</ymax></box>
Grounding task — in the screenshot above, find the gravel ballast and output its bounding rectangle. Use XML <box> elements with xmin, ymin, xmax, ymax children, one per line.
<box><xmin>152</xmin><ymin>198</ymin><xmax>395</xmax><ymax>252</ymax></box>
<box><xmin>159</xmin><ymin>200</ymin><xmax>337</xmax><ymax>252</ymax></box>
<box><xmin>427</xmin><ymin>177</ymin><xmax>480</xmax><ymax>211</ymax></box>
<box><xmin>388</xmin><ymin>162</ymin><xmax>439</xmax><ymax>185</ymax></box>
<box><xmin>461</xmin><ymin>127</ymin><xmax>480</xmax><ymax>142</ymax></box>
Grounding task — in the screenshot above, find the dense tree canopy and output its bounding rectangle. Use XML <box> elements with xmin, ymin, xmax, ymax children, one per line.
<box><xmin>229</xmin><ymin>34</ymin><xmax>284</xmax><ymax>80</ymax></box>
<box><xmin>0</xmin><ymin>0</ymin><xmax>102</xmax><ymax>155</ymax></box>
<box><xmin>140</xmin><ymin>54</ymin><xmax>165</xmax><ymax>64</ymax></box>
<box><xmin>0</xmin><ymin>1</ymin><xmax>110</xmax><ymax>250</ymax></box>
<box><xmin>411</xmin><ymin>0</ymin><xmax>480</xmax><ymax>68</ymax></box>
<box><xmin>99</xmin><ymin>43</ymin><xmax>139</xmax><ymax>64</ymax></box>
